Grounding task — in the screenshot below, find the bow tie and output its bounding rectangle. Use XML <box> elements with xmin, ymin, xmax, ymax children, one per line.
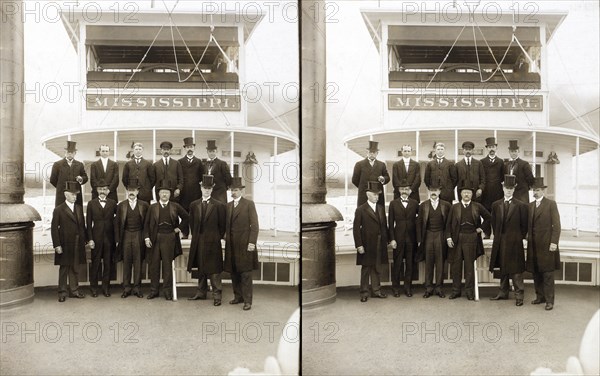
<box><xmin>504</xmin><ymin>200</ymin><xmax>511</xmax><ymax>204</ymax></box>
<box><xmin>202</xmin><ymin>200</ymin><xmax>210</xmax><ymax>204</ymax></box>
<box><xmin>99</xmin><ymin>199</ymin><xmax>106</xmax><ymax>202</ymax></box>
<box><xmin>401</xmin><ymin>199</ymin><xmax>409</xmax><ymax>203</ymax></box>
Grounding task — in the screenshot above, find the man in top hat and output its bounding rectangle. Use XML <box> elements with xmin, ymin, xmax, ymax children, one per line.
<box><xmin>352</xmin><ymin>141</ymin><xmax>390</xmax><ymax>207</ymax></box>
<box><xmin>392</xmin><ymin>144</ymin><xmax>421</xmax><ymax>202</ymax></box>
<box><xmin>51</xmin><ymin>181</ymin><xmax>88</xmax><ymax>302</ymax></box>
<box><xmin>353</xmin><ymin>181</ymin><xmax>389</xmax><ymax>302</ymax></box>
<box><xmin>153</xmin><ymin>141</ymin><xmax>184</xmax><ymax>203</ymax></box>
<box><xmin>187</xmin><ymin>175</ymin><xmax>227</xmax><ymax>306</ymax></box>
<box><xmin>224</xmin><ymin>177</ymin><xmax>259</xmax><ymax>311</ymax></box>
<box><xmin>90</xmin><ymin>144</ymin><xmax>119</xmax><ymax>202</ymax></box>
<box><xmin>424</xmin><ymin>142</ymin><xmax>456</xmax><ymax>204</ymax></box>
<box><xmin>480</xmin><ymin>137</ymin><xmax>505</xmax><ymax>216</ymax></box>
<box><xmin>86</xmin><ymin>179</ymin><xmax>118</xmax><ymax>298</ymax></box>
<box><xmin>389</xmin><ymin>178</ymin><xmax>419</xmax><ymax>297</ymax></box>
<box><xmin>526</xmin><ymin>177</ymin><xmax>561</xmax><ymax>311</ymax></box>
<box><xmin>417</xmin><ymin>183</ymin><xmax>451</xmax><ymax>299</ymax></box>
<box><xmin>445</xmin><ymin>186</ymin><xmax>491</xmax><ymax>300</ymax></box>
<box><xmin>178</xmin><ymin>137</ymin><xmax>206</xmax><ymax>239</ymax></box>
<box><xmin>505</xmin><ymin>140</ymin><xmax>535</xmax><ymax>203</ymax></box>
<box><xmin>50</xmin><ymin>141</ymin><xmax>88</xmax><ymax>207</ymax></box>
<box><xmin>115</xmin><ymin>179</ymin><xmax>149</xmax><ymax>299</ymax></box>
<box><xmin>455</xmin><ymin>141</ymin><xmax>486</xmax><ymax>204</ymax></box>
<box><xmin>489</xmin><ymin>175</ymin><xmax>528</xmax><ymax>306</ymax></box>
<box><xmin>122</xmin><ymin>142</ymin><xmax>155</xmax><ymax>203</ymax></box>
<box><xmin>144</xmin><ymin>180</ymin><xmax>189</xmax><ymax>300</ymax></box>
<box><xmin>204</xmin><ymin>140</ymin><xmax>233</xmax><ymax>204</ymax></box>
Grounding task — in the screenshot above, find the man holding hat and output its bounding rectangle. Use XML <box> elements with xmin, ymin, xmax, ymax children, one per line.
<box><xmin>388</xmin><ymin>179</ymin><xmax>419</xmax><ymax>297</ymax></box>
<box><xmin>187</xmin><ymin>175</ymin><xmax>227</xmax><ymax>306</ymax></box>
<box><xmin>526</xmin><ymin>177</ymin><xmax>561</xmax><ymax>311</ymax></box>
<box><xmin>505</xmin><ymin>140</ymin><xmax>535</xmax><ymax>203</ymax></box>
<box><xmin>353</xmin><ymin>181</ymin><xmax>389</xmax><ymax>302</ymax></box>
<box><xmin>115</xmin><ymin>179</ymin><xmax>149</xmax><ymax>298</ymax></box>
<box><xmin>455</xmin><ymin>141</ymin><xmax>486</xmax><ymax>203</ymax></box>
<box><xmin>90</xmin><ymin>144</ymin><xmax>119</xmax><ymax>202</ymax></box>
<box><xmin>51</xmin><ymin>181</ymin><xmax>88</xmax><ymax>302</ymax></box>
<box><xmin>50</xmin><ymin>141</ymin><xmax>88</xmax><ymax>207</ymax></box>
<box><xmin>445</xmin><ymin>186</ymin><xmax>491</xmax><ymax>300</ymax></box>
<box><xmin>204</xmin><ymin>140</ymin><xmax>233</xmax><ymax>204</ymax></box>
<box><xmin>144</xmin><ymin>180</ymin><xmax>189</xmax><ymax>300</ymax></box>
<box><xmin>178</xmin><ymin>137</ymin><xmax>205</xmax><ymax>239</ymax></box>
<box><xmin>424</xmin><ymin>142</ymin><xmax>456</xmax><ymax>204</ymax></box>
<box><xmin>153</xmin><ymin>141</ymin><xmax>183</xmax><ymax>203</ymax></box>
<box><xmin>86</xmin><ymin>179</ymin><xmax>118</xmax><ymax>298</ymax></box>
<box><xmin>481</xmin><ymin>137</ymin><xmax>505</xmax><ymax>217</ymax></box>
<box><xmin>417</xmin><ymin>183</ymin><xmax>451</xmax><ymax>299</ymax></box>
<box><xmin>489</xmin><ymin>175</ymin><xmax>528</xmax><ymax>306</ymax></box>
<box><xmin>352</xmin><ymin>141</ymin><xmax>390</xmax><ymax>207</ymax></box>
<box><xmin>122</xmin><ymin>142</ymin><xmax>155</xmax><ymax>203</ymax></box>
<box><xmin>224</xmin><ymin>177</ymin><xmax>259</xmax><ymax>311</ymax></box>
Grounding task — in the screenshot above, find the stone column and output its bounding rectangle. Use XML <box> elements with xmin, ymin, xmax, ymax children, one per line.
<box><xmin>301</xmin><ymin>0</ymin><xmax>342</xmax><ymax>308</ymax></box>
<box><xmin>0</xmin><ymin>1</ymin><xmax>41</xmax><ymax>308</ymax></box>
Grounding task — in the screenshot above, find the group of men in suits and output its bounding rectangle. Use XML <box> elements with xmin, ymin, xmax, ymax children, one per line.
<box><xmin>49</xmin><ymin>139</ymin><xmax>259</xmax><ymax>311</ymax></box>
<box><xmin>352</xmin><ymin>140</ymin><xmax>561</xmax><ymax>310</ymax></box>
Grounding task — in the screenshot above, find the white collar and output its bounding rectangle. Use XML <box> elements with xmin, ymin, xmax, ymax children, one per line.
<box><xmin>430</xmin><ymin>198</ymin><xmax>439</xmax><ymax>205</ymax></box>
<box><xmin>535</xmin><ymin>197</ymin><xmax>544</xmax><ymax>203</ymax></box>
<box><xmin>504</xmin><ymin>196</ymin><xmax>513</xmax><ymax>202</ymax></box>
<box><xmin>100</xmin><ymin>157</ymin><xmax>109</xmax><ymax>162</ymax></box>
<box><xmin>66</xmin><ymin>201</ymin><xmax>75</xmax><ymax>211</ymax></box>
<box><xmin>128</xmin><ymin>198</ymin><xmax>137</xmax><ymax>205</ymax></box>
<box><xmin>160</xmin><ymin>201</ymin><xmax>169</xmax><ymax>206</ymax></box>
<box><xmin>461</xmin><ymin>200</ymin><xmax>471</xmax><ymax>207</ymax></box>
<box><xmin>367</xmin><ymin>201</ymin><xmax>377</xmax><ymax>211</ymax></box>
<box><xmin>402</xmin><ymin>157</ymin><xmax>411</xmax><ymax>163</ymax></box>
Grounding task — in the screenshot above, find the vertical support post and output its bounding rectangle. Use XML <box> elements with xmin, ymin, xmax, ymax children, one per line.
<box><xmin>273</xmin><ymin>136</ymin><xmax>278</xmax><ymax>237</ymax></box>
<box><xmin>575</xmin><ymin>137</ymin><xmax>580</xmax><ymax>237</ymax></box>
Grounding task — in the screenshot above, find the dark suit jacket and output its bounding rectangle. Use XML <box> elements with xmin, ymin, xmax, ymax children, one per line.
<box><xmin>153</xmin><ymin>158</ymin><xmax>184</xmax><ymax>201</ymax></box>
<box><xmin>489</xmin><ymin>198</ymin><xmax>528</xmax><ymax>274</ymax></box>
<box><xmin>144</xmin><ymin>201</ymin><xmax>189</xmax><ymax>258</ymax></box>
<box><xmin>455</xmin><ymin>158</ymin><xmax>486</xmax><ymax>201</ymax></box>
<box><xmin>392</xmin><ymin>159</ymin><xmax>421</xmax><ymax>201</ymax></box>
<box><xmin>353</xmin><ymin>202</ymin><xmax>389</xmax><ymax>266</ymax></box>
<box><xmin>178</xmin><ymin>156</ymin><xmax>205</xmax><ymax>210</ymax></box>
<box><xmin>90</xmin><ymin>159</ymin><xmax>119</xmax><ymax>202</ymax></box>
<box><xmin>86</xmin><ymin>198</ymin><xmax>117</xmax><ymax>260</ymax></box>
<box><xmin>526</xmin><ymin>198</ymin><xmax>561</xmax><ymax>273</ymax></box>
<box><xmin>51</xmin><ymin>202</ymin><xmax>87</xmax><ymax>266</ymax></box>
<box><xmin>122</xmin><ymin>158</ymin><xmax>155</xmax><ymax>203</ymax></box>
<box><xmin>388</xmin><ymin>198</ymin><xmax>419</xmax><ymax>246</ymax></box>
<box><xmin>352</xmin><ymin>159</ymin><xmax>390</xmax><ymax>207</ymax></box>
<box><xmin>203</xmin><ymin>158</ymin><xmax>232</xmax><ymax>204</ymax></box>
<box><xmin>480</xmin><ymin>156</ymin><xmax>504</xmax><ymax>211</ymax></box>
<box><xmin>50</xmin><ymin>158</ymin><xmax>88</xmax><ymax>206</ymax></box>
<box><xmin>445</xmin><ymin>201</ymin><xmax>491</xmax><ymax>262</ymax></box>
<box><xmin>115</xmin><ymin>199</ymin><xmax>149</xmax><ymax>261</ymax></box>
<box><xmin>505</xmin><ymin>158</ymin><xmax>534</xmax><ymax>203</ymax></box>
<box><xmin>187</xmin><ymin>198</ymin><xmax>226</xmax><ymax>275</ymax></box>
<box><xmin>424</xmin><ymin>158</ymin><xmax>456</xmax><ymax>203</ymax></box>
<box><xmin>416</xmin><ymin>199</ymin><xmax>451</xmax><ymax>261</ymax></box>
<box><xmin>224</xmin><ymin>197</ymin><xmax>260</xmax><ymax>273</ymax></box>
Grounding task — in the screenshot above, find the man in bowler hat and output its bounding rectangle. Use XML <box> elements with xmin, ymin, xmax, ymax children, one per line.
<box><xmin>187</xmin><ymin>175</ymin><xmax>227</xmax><ymax>306</ymax></box>
<box><xmin>526</xmin><ymin>177</ymin><xmax>561</xmax><ymax>311</ymax></box>
<box><xmin>489</xmin><ymin>175</ymin><xmax>528</xmax><ymax>306</ymax></box>
<box><xmin>224</xmin><ymin>177</ymin><xmax>259</xmax><ymax>311</ymax></box>
<box><xmin>51</xmin><ymin>181</ymin><xmax>87</xmax><ymax>302</ymax></box>
<box><xmin>455</xmin><ymin>141</ymin><xmax>486</xmax><ymax>203</ymax></box>
<box><xmin>353</xmin><ymin>181</ymin><xmax>389</xmax><ymax>302</ymax></box>
<box><xmin>178</xmin><ymin>137</ymin><xmax>205</xmax><ymax>239</ymax></box>
<box><xmin>204</xmin><ymin>140</ymin><xmax>233</xmax><ymax>204</ymax></box>
<box><xmin>153</xmin><ymin>141</ymin><xmax>184</xmax><ymax>203</ymax></box>
<box><xmin>50</xmin><ymin>141</ymin><xmax>88</xmax><ymax>207</ymax></box>
<box><xmin>352</xmin><ymin>141</ymin><xmax>390</xmax><ymax>207</ymax></box>
<box><xmin>505</xmin><ymin>140</ymin><xmax>535</xmax><ymax>203</ymax></box>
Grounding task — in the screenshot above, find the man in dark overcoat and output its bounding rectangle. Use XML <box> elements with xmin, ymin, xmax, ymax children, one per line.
<box><xmin>49</xmin><ymin>141</ymin><xmax>88</xmax><ymax>207</ymax></box>
<box><xmin>392</xmin><ymin>144</ymin><xmax>421</xmax><ymax>201</ymax></box>
<box><xmin>353</xmin><ymin>181</ymin><xmax>389</xmax><ymax>302</ymax></box>
<box><xmin>445</xmin><ymin>186</ymin><xmax>491</xmax><ymax>300</ymax></box>
<box><xmin>178</xmin><ymin>137</ymin><xmax>205</xmax><ymax>238</ymax></box>
<box><xmin>526</xmin><ymin>177</ymin><xmax>561</xmax><ymax>311</ymax></box>
<box><xmin>86</xmin><ymin>179</ymin><xmax>117</xmax><ymax>297</ymax></box>
<box><xmin>488</xmin><ymin>175</ymin><xmax>528</xmax><ymax>306</ymax></box>
<box><xmin>417</xmin><ymin>184</ymin><xmax>451</xmax><ymax>298</ymax></box>
<box><xmin>388</xmin><ymin>179</ymin><xmax>419</xmax><ymax>297</ymax></box>
<box><xmin>505</xmin><ymin>140</ymin><xmax>535</xmax><ymax>203</ymax></box>
<box><xmin>90</xmin><ymin>144</ymin><xmax>119</xmax><ymax>202</ymax></box>
<box><xmin>153</xmin><ymin>141</ymin><xmax>184</xmax><ymax>203</ymax></box>
<box><xmin>455</xmin><ymin>141</ymin><xmax>486</xmax><ymax>203</ymax></box>
<box><xmin>352</xmin><ymin>141</ymin><xmax>390</xmax><ymax>207</ymax></box>
<box><xmin>51</xmin><ymin>181</ymin><xmax>87</xmax><ymax>302</ymax></box>
<box><xmin>424</xmin><ymin>142</ymin><xmax>456</xmax><ymax>204</ymax></box>
<box><xmin>122</xmin><ymin>142</ymin><xmax>155</xmax><ymax>203</ymax></box>
<box><xmin>115</xmin><ymin>179</ymin><xmax>149</xmax><ymax>298</ymax></box>
<box><xmin>187</xmin><ymin>175</ymin><xmax>226</xmax><ymax>306</ymax></box>
<box><xmin>480</xmin><ymin>137</ymin><xmax>504</xmax><ymax>236</ymax></box>
<box><xmin>224</xmin><ymin>177</ymin><xmax>259</xmax><ymax>311</ymax></box>
<box><xmin>204</xmin><ymin>139</ymin><xmax>233</xmax><ymax>204</ymax></box>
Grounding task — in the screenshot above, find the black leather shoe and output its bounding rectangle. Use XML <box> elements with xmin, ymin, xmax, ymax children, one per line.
<box><xmin>214</xmin><ymin>300</ymin><xmax>221</xmax><ymax>306</ymax></box>
<box><xmin>360</xmin><ymin>296</ymin><xmax>368</xmax><ymax>302</ymax></box>
<box><xmin>545</xmin><ymin>303</ymin><xmax>554</xmax><ymax>311</ymax></box>
<box><xmin>531</xmin><ymin>298</ymin><xmax>546</xmax><ymax>305</ymax></box>
<box><xmin>490</xmin><ymin>295</ymin><xmax>508</xmax><ymax>301</ymax></box>
<box><xmin>423</xmin><ymin>292</ymin><xmax>432</xmax><ymax>298</ymax></box>
<box><xmin>58</xmin><ymin>296</ymin><xmax>66</xmax><ymax>302</ymax></box>
<box><xmin>467</xmin><ymin>295</ymin><xmax>475</xmax><ymax>301</ymax></box>
<box><xmin>165</xmin><ymin>294</ymin><xmax>173</xmax><ymax>301</ymax></box>
<box><xmin>121</xmin><ymin>291</ymin><xmax>131</xmax><ymax>298</ymax></box>
<box><xmin>133</xmin><ymin>291</ymin><xmax>143</xmax><ymax>298</ymax></box>
<box><xmin>229</xmin><ymin>298</ymin><xmax>243</xmax><ymax>305</ymax></box>
<box><xmin>243</xmin><ymin>303</ymin><xmax>252</xmax><ymax>311</ymax></box>
<box><xmin>449</xmin><ymin>293</ymin><xmax>461</xmax><ymax>299</ymax></box>
<box><xmin>103</xmin><ymin>291</ymin><xmax>111</xmax><ymax>297</ymax></box>
<box><xmin>437</xmin><ymin>292</ymin><xmax>446</xmax><ymax>298</ymax></box>
<box><xmin>404</xmin><ymin>291</ymin><xmax>413</xmax><ymax>298</ymax></box>
<box><xmin>69</xmin><ymin>292</ymin><xmax>85</xmax><ymax>299</ymax></box>
<box><xmin>188</xmin><ymin>293</ymin><xmax>207</xmax><ymax>301</ymax></box>
<box><xmin>91</xmin><ymin>291</ymin><xmax>98</xmax><ymax>298</ymax></box>
<box><xmin>393</xmin><ymin>290</ymin><xmax>400</xmax><ymax>297</ymax></box>
<box><xmin>147</xmin><ymin>292</ymin><xmax>159</xmax><ymax>300</ymax></box>
<box><xmin>371</xmin><ymin>292</ymin><xmax>387</xmax><ymax>299</ymax></box>
<box><xmin>516</xmin><ymin>299</ymin><xmax>524</xmax><ymax>306</ymax></box>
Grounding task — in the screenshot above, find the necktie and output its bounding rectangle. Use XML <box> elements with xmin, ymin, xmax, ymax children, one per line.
<box><xmin>99</xmin><ymin>199</ymin><xmax>106</xmax><ymax>203</ymax></box>
<box><xmin>401</xmin><ymin>199</ymin><xmax>408</xmax><ymax>203</ymax></box>
<box><xmin>432</xmin><ymin>201</ymin><xmax>438</xmax><ymax>210</ymax></box>
<box><xmin>136</xmin><ymin>159</ymin><xmax>140</xmax><ymax>165</ymax></box>
<box><xmin>536</xmin><ymin>200</ymin><xmax>540</xmax><ymax>208</ymax></box>
<box><xmin>202</xmin><ymin>200</ymin><xmax>209</xmax><ymax>208</ymax></box>
<box><xmin>438</xmin><ymin>159</ymin><xmax>442</xmax><ymax>165</ymax></box>
<box><xmin>504</xmin><ymin>200</ymin><xmax>510</xmax><ymax>212</ymax></box>
<box><xmin>234</xmin><ymin>200</ymin><xmax>238</xmax><ymax>208</ymax></box>
<box><xmin>161</xmin><ymin>203</ymin><xmax>166</xmax><ymax>209</ymax></box>
<box><xmin>165</xmin><ymin>158</ymin><xmax>168</xmax><ymax>167</ymax></box>
<box><xmin>466</xmin><ymin>158</ymin><xmax>470</xmax><ymax>167</ymax></box>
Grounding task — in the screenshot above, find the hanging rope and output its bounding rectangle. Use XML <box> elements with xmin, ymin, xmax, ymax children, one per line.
<box><xmin>472</xmin><ymin>25</ymin><xmax>515</xmax><ymax>82</ymax></box>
